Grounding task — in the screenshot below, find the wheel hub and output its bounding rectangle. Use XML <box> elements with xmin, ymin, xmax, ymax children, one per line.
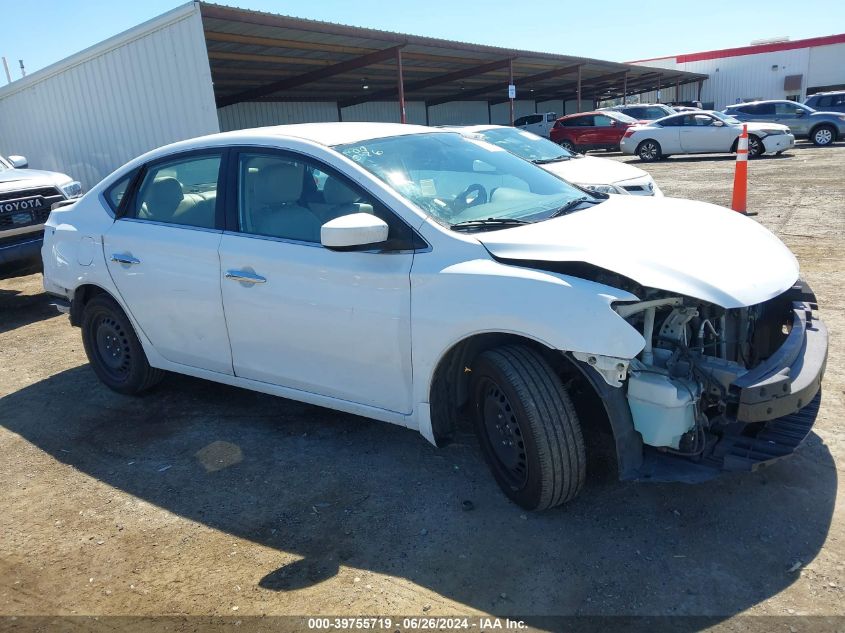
<box><xmin>816</xmin><ymin>129</ymin><xmax>832</xmax><ymax>144</ymax></box>
<box><xmin>95</xmin><ymin>317</ymin><xmax>130</xmax><ymax>375</ymax></box>
<box><xmin>480</xmin><ymin>380</ymin><xmax>527</xmax><ymax>488</ymax></box>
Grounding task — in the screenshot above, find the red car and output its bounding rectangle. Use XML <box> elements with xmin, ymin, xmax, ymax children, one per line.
<box><xmin>550</xmin><ymin>111</ymin><xmax>638</xmax><ymax>153</ymax></box>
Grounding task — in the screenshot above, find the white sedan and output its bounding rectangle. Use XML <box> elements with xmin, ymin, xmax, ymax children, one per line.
<box><xmin>620</xmin><ymin>111</ymin><xmax>795</xmax><ymax>162</ymax></box>
<box><xmin>42</xmin><ymin>123</ymin><xmax>826</xmax><ymax>511</ymax></box>
<box><xmin>454</xmin><ymin>125</ymin><xmax>662</xmax><ymax>196</ymax></box>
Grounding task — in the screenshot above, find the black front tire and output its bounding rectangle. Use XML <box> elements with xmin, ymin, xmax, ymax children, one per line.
<box><xmin>81</xmin><ymin>294</ymin><xmax>164</xmax><ymax>395</ymax></box>
<box><xmin>470</xmin><ymin>345</ymin><xmax>586</xmax><ymax>510</ymax></box>
<box><xmin>747</xmin><ymin>134</ymin><xmax>764</xmax><ymax>158</ymax></box>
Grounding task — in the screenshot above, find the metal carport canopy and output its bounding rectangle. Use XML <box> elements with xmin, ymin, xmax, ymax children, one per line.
<box><xmin>199</xmin><ymin>2</ymin><xmax>707</xmax><ymax>122</ymax></box>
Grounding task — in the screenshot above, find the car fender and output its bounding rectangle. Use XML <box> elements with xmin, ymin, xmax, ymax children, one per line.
<box><xmin>409</xmin><ymin>254</ymin><xmax>644</xmax><ymax>439</ymax></box>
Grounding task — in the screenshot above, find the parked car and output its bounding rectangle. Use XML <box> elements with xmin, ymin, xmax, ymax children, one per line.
<box><xmin>804</xmin><ymin>91</ymin><xmax>845</xmax><ymax>114</ymax></box>
<box><xmin>43</xmin><ymin>123</ymin><xmax>827</xmax><ymax>511</ymax></box>
<box><xmin>0</xmin><ymin>153</ymin><xmax>82</xmax><ymax>276</ymax></box>
<box><xmin>513</xmin><ymin>112</ymin><xmax>558</xmax><ymax>138</ymax></box>
<box><xmin>550</xmin><ymin>111</ymin><xmax>638</xmax><ymax>152</ymax></box>
<box><xmin>724</xmin><ymin>100</ymin><xmax>845</xmax><ymax>146</ymax></box>
<box><xmin>670</xmin><ymin>105</ymin><xmax>702</xmax><ymax>113</ymax></box>
<box><xmin>454</xmin><ymin>125</ymin><xmax>662</xmax><ymax>196</ymax></box>
<box><xmin>601</xmin><ymin>103</ymin><xmax>677</xmax><ymax>121</ymax></box>
<box><xmin>620</xmin><ymin>110</ymin><xmax>794</xmax><ymax>162</ymax></box>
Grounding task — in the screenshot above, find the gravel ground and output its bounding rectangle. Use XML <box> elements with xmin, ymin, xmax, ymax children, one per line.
<box><xmin>1</xmin><ymin>142</ymin><xmax>843</xmax><ymax>630</ymax></box>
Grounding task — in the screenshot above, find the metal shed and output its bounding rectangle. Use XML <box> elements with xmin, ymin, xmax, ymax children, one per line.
<box><xmin>0</xmin><ymin>1</ymin><xmax>705</xmax><ymax>189</ymax></box>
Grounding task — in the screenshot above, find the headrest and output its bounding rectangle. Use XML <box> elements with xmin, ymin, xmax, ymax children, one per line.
<box><xmin>254</xmin><ymin>162</ymin><xmax>304</xmax><ymax>205</ymax></box>
<box><xmin>147</xmin><ymin>177</ymin><xmax>183</xmax><ymax>215</ymax></box>
<box><xmin>323</xmin><ymin>177</ymin><xmax>359</xmax><ymax>206</ymax></box>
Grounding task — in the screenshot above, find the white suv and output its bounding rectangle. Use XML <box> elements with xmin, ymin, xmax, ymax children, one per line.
<box><xmin>513</xmin><ymin>112</ymin><xmax>558</xmax><ymax>138</ymax></box>
<box><xmin>42</xmin><ymin>123</ymin><xmax>827</xmax><ymax>510</ymax></box>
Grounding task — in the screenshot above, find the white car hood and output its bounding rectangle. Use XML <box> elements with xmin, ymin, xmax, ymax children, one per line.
<box><xmin>743</xmin><ymin>122</ymin><xmax>791</xmax><ymax>134</ymax></box>
<box><xmin>0</xmin><ymin>168</ymin><xmax>69</xmax><ymax>195</ymax></box>
<box><xmin>540</xmin><ymin>155</ymin><xmax>649</xmax><ymax>185</ymax></box>
<box><xmin>476</xmin><ymin>195</ymin><xmax>798</xmax><ymax>308</ymax></box>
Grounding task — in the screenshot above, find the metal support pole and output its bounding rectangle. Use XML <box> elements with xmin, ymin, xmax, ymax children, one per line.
<box><xmin>508</xmin><ymin>58</ymin><xmax>514</xmax><ymax>126</ymax></box>
<box><xmin>657</xmin><ymin>73</ymin><xmax>662</xmax><ymax>102</ymax></box>
<box><xmin>698</xmin><ymin>79</ymin><xmax>703</xmax><ymax>102</ymax></box>
<box><xmin>622</xmin><ymin>71</ymin><xmax>628</xmax><ymax>105</ymax></box>
<box><xmin>396</xmin><ymin>48</ymin><xmax>406</xmax><ymax>124</ymax></box>
<box><xmin>576</xmin><ymin>65</ymin><xmax>582</xmax><ymax>112</ymax></box>
<box><xmin>675</xmin><ymin>77</ymin><xmax>680</xmax><ymax>103</ymax></box>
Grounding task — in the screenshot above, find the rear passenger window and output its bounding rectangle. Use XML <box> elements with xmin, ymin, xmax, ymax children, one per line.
<box><xmin>130</xmin><ymin>154</ymin><xmax>221</xmax><ymax>229</ymax></box>
<box><xmin>237</xmin><ymin>152</ymin><xmax>424</xmax><ymax>250</ymax></box>
<box><xmin>105</xmin><ymin>170</ymin><xmax>137</xmax><ymax>213</ymax></box>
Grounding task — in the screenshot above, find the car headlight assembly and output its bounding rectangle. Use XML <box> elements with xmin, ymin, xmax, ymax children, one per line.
<box><xmin>758</xmin><ymin>129</ymin><xmax>786</xmax><ymax>137</ymax></box>
<box><xmin>582</xmin><ymin>183</ymin><xmax>624</xmax><ymax>195</ymax></box>
<box><xmin>60</xmin><ymin>181</ymin><xmax>83</xmax><ymax>199</ymax></box>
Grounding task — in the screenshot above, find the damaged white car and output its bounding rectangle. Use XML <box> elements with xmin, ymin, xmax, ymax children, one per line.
<box><xmin>42</xmin><ymin>123</ymin><xmax>827</xmax><ymax>511</ymax></box>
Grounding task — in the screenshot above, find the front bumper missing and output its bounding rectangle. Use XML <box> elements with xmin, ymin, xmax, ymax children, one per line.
<box><xmin>731</xmin><ymin>301</ymin><xmax>827</xmax><ymax>423</ymax></box>
<box><xmin>631</xmin><ymin>299</ymin><xmax>827</xmax><ymax>483</ymax></box>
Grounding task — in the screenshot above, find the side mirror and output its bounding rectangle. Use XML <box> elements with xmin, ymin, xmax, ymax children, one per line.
<box><xmin>321</xmin><ymin>213</ymin><xmax>389</xmax><ymax>250</ymax></box>
<box><xmin>795</xmin><ymin>109</ymin><xmax>805</xmax><ymax>117</ymax></box>
<box><xmin>8</xmin><ymin>155</ymin><xmax>28</xmax><ymax>169</ymax></box>
<box><xmin>713</xmin><ymin>120</ymin><xmax>725</xmax><ymax>127</ymax></box>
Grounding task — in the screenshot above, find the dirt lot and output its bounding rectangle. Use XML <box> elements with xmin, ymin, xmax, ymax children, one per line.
<box><xmin>1</xmin><ymin>142</ymin><xmax>843</xmax><ymax>629</ymax></box>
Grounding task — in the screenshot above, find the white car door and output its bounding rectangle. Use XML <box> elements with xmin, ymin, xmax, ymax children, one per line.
<box><xmin>680</xmin><ymin>113</ymin><xmax>736</xmax><ymax>152</ymax></box>
<box><xmin>103</xmin><ymin>151</ymin><xmax>233</xmax><ymax>375</ymax></box>
<box><xmin>217</xmin><ymin>149</ymin><xmax>419</xmax><ymax>413</ymax></box>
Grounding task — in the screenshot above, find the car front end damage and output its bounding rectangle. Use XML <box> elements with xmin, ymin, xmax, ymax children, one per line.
<box><xmin>579</xmin><ymin>280</ymin><xmax>826</xmax><ymax>482</ymax></box>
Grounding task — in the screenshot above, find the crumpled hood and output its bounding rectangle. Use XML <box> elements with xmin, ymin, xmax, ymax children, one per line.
<box><xmin>540</xmin><ymin>155</ymin><xmax>650</xmax><ymax>185</ymax></box>
<box><xmin>0</xmin><ymin>168</ymin><xmax>70</xmax><ymax>194</ymax></box>
<box><xmin>476</xmin><ymin>195</ymin><xmax>799</xmax><ymax>308</ymax></box>
<box><xmin>744</xmin><ymin>121</ymin><xmax>791</xmax><ymax>133</ymax></box>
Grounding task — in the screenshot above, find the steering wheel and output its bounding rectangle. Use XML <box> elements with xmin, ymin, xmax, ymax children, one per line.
<box><xmin>452</xmin><ymin>183</ymin><xmax>488</xmax><ymax>213</ymax></box>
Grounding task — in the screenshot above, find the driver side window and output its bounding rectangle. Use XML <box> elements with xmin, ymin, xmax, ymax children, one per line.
<box><xmin>236</xmin><ymin>151</ymin><xmax>424</xmax><ymax>250</ymax></box>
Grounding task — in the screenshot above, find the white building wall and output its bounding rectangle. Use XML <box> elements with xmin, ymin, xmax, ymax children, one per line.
<box><xmin>0</xmin><ymin>4</ymin><xmax>218</xmax><ymax>190</ymax></box>
<box><xmin>340</xmin><ymin>101</ymin><xmax>427</xmax><ymax>125</ymax></box>
<box><xmin>632</xmin><ymin>40</ymin><xmax>845</xmax><ymax>109</ymax></box>
<box><xmin>218</xmin><ymin>101</ymin><xmax>338</xmax><ymax>131</ymax></box>
<box><xmin>807</xmin><ymin>42</ymin><xmax>845</xmax><ymax>89</ymax></box>
<box><xmin>427</xmin><ymin>101</ymin><xmax>489</xmax><ymax>126</ymax></box>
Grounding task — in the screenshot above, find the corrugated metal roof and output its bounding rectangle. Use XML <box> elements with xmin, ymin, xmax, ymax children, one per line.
<box><xmin>198</xmin><ymin>2</ymin><xmax>706</xmax><ymax>107</ymax></box>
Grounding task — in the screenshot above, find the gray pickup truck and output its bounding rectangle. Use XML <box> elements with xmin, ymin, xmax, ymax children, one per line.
<box><xmin>0</xmin><ymin>154</ymin><xmax>82</xmax><ymax>276</ymax></box>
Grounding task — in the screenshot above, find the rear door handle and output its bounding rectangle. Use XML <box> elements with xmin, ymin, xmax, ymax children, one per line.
<box><xmin>111</xmin><ymin>253</ymin><xmax>140</xmax><ymax>265</ymax></box>
<box><xmin>225</xmin><ymin>269</ymin><xmax>266</xmax><ymax>284</ymax></box>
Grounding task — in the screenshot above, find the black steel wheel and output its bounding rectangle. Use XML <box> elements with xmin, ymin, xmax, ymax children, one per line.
<box><xmin>471</xmin><ymin>345</ymin><xmax>586</xmax><ymax>510</ymax></box>
<box><xmin>81</xmin><ymin>294</ymin><xmax>164</xmax><ymax>395</ymax></box>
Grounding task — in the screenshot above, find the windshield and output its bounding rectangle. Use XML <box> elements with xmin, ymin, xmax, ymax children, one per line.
<box><xmin>610</xmin><ymin>112</ymin><xmax>638</xmax><ymax>124</ymax></box>
<box><xmin>335</xmin><ymin>132</ymin><xmax>597</xmax><ymax>227</ymax></box>
<box><xmin>709</xmin><ymin>111</ymin><xmax>741</xmax><ymax>125</ymax></box>
<box><xmin>474</xmin><ymin>128</ymin><xmax>575</xmax><ymax>162</ymax></box>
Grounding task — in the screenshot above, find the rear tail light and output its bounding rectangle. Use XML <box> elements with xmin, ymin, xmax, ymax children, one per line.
<box><xmin>623</xmin><ymin>129</ymin><xmax>636</xmax><ymax>138</ymax></box>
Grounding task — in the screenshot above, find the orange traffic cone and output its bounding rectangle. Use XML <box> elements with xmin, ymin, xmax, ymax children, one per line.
<box><xmin>731</xmin><ymin>124</ymin><xmax>756</xmax><ymax>215</ymax></box>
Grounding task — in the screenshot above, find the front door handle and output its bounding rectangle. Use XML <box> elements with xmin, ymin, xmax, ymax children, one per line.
<box><xmin>111</xmin><ymin>253</ymin><xmax>140</xmax><ymax>265</ymax></box>
<box><xmin>225</xmin><ymin>269</ymin><xmax>267</xmax><ymax>284</ymax></box>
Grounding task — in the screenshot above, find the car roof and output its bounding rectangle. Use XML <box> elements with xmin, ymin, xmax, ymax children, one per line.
<box><xmin>449</xmin><ymin>124</ymin><xmax>506</xmax><ymax>133</ymax></box>
<box><xmin>213</xmin><ymin>122</ymin><xmax>441</xmax><ymax>146</ymax></box>
<box><xmin>558</xmin><ymin>111</ymin><xmax>607</xmax><ymax>119</ymax></box>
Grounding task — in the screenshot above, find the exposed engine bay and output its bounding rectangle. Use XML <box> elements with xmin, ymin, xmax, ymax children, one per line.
<box><xmin>613</xmin><ymin>282</ymin><xmax>816</xmax><ymax>457</ymax></box>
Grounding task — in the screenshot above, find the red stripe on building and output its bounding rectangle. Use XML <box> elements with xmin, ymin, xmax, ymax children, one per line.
<box><xmin>627</xmin><ymin>33</ymin><xmax>845</xmax><ymax>65</ymax></box>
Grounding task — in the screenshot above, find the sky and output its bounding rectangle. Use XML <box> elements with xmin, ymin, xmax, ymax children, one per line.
<box><xmin>1</xmin><ymin>0</ymin><xmax>844</xmax><ymax>80</ymax></box>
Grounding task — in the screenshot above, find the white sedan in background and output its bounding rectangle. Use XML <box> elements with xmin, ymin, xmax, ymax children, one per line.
<box><xmin>620</xmin><ymin>111</ymin><xmax>794</xmax><ymax>162</ymax></box>
<box><xmin>455</xmin><ymin>125</ymin><xmax>662</xmax><ymax>196</ymax></box>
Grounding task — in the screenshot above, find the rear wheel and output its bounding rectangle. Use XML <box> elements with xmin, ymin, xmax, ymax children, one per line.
<box><xmin>636</xmin><ymin>139</ymin><xmax>662</xmax><ymax>162</ymax></box>
<box><xmin>81</xmin><ymin>294</ymin><xmax>164</xmax><ymax>395</ymax></box>
<box><xmin>470</xmin><ymin>345</ymin><xmax>586</xmax><ymax>510</ymax></box>
<box><xmin>811</xmin><ymin>124</ymin><xmax>835</xmax><ymax>146</ymax></box>
<box><xmin>559</xmin><ymin>139</ymin><xmax>577</xmax><ymax>153</ymax></box>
